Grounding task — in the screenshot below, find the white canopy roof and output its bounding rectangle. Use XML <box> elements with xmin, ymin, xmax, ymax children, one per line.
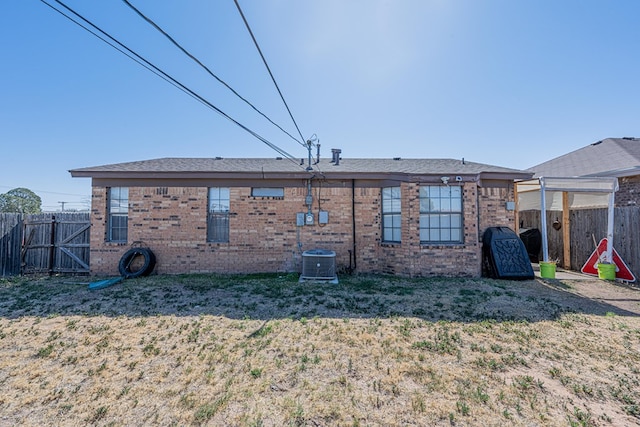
<box><xmin>517</xmin><ymin>177</ymin><xmax>619</xmax><ymax>211</ymax></box>
<box><xmin>516</xmin><ymin>176</ymin><xmax>619</xmax><ymax>263</ymax></box>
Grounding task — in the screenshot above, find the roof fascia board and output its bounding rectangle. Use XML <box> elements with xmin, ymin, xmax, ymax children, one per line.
<box><xmin>74</xmin><ymin>170</ymin><xmax>532</xmax><ymax>182</ymax></box>
<box><xmin>478</xmin><ymin>171</ymin><xmax>533</xmax><ymax>181</ymax></box>
<box><xmin>91</xmin><ymin>177</ymin><xmax>403</xmax><ymax>189</ymax></box>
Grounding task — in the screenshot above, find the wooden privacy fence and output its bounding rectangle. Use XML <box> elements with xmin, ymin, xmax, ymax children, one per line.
<box><xmin>0</xmin><ymin>213</ymin><xmax>23</xmax><ymax>276</ymax></box>
<box><xmin>519</xmin><ymin>206</ymin><xmax>640</xmax><ymax>279</ymax></box>
<box><xmin>0</xmin><ymin>212</ymin><xmax>90</xmax><ymax>276</ymax></box>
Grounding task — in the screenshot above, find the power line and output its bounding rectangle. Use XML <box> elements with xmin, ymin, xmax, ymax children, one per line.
<box><xmin>40</xmin><ymin>0</ymin><xmax>307</xmax><ymax>168</ymax></box>
<box><xmin>233</xmin><ymin>0</ymin><xmax>308</xmax><ymax>147</ymax></box>
<box><xmin>0</xmin><ymin>185</ymin><xmax>87</xmax><ymax>197</ymax></box>
<box><xmin>121</xmin><ymin>0</ymin><xmax>305</xmax><ymax>149</ymax></box>
<box><xmin>39</xmin><ymin>1</ymin><xmax>212</xmax><ymax>114</ymax></box>
<box><xmin>233</xmin><ymin>0</ymin><xmax>324</xmax><ymax>175</ymax></box>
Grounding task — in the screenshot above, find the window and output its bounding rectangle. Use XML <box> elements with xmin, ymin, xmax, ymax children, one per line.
<box><xmin>420</xmin><ymin>185</ymin><xmax>463</xmax><ymax>243</ymax></box>
<box><xmin>382</xmin><ymin>186</ymin><xmax>401</xmax><ymax>242</ymax></box>
<box><xmin>251</xmin><ymin>187</ymin><xmax>284</xmax><ymax>198</ymax></box>
<box><xmin>107</xmin><ymin>187</ymin><xmax>128</xmax><ymax>242</ymax></box>
<box><xmin>208</xmin><ymin>187</ymin><xmax>230</xmax><ymax>242</ymax></box>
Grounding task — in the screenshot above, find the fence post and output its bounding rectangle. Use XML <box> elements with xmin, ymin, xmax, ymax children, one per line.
<box><xmin>48</xmin><ymin>215</ymin><xmax>56</xmax><ymax>276</ymax></box>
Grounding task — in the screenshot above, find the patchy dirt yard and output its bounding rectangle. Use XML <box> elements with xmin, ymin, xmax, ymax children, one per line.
<box><xmin>0</xmin><ymin>273</ymin><xmax>639</xmax><ymax>426</ymax></box>
<box><xmin>557</xmin><ymin>278</ymin><xmax>640</xmax><ymax>316</ymax></box>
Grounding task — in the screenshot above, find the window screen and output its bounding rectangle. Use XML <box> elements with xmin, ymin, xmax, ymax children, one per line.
<box><xmin>208</xmin><ymin>188</ymin><xmax>230</xmax><ymax>242</ymax></box>
<box><xmin>419</xmin><ymin>185</ymin><xmax>463</xmax><ymax>243</ymax></box>
<box><xmin>108</xmin><ymin>187</ymin><xmax>128</xmax><ymax>242</ymax></box>
<box><xmin>382</xmin><ymin>186</ymin><xmax>401</xmax><ymax>243</ymax></box>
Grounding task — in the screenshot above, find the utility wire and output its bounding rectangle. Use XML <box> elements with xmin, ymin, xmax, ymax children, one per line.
<box><xmin>121</xmin><ymin>0</ymin><xmax>305</xmax><ymax>149</ymax></box>
<box><xmin>233</xmin><ymin>0</ymin><xmax>308</xmax><ymax>147</ymax></box>
<box><xmin>0</xmin><ymin>185</ymin><xmax>87</xmax><ymax>197</ymax></box>
<box><xmin>40</xmin><ymin>0</ymin><xmax>306</xmax><ymax>167</ymax></box>
<box><xmin>39</xmin><ymin>1</ymin><xmax>199</xmax><ymax>107</ymax></box>
<box><xmin>233</xmin><ymin>0</ymin><xmax>324</xmax><ymax>175</ymax></box>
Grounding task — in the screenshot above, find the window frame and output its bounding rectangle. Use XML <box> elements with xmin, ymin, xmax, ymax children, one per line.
<box><xmin>419</xmin><ymin>185</ymin><xmax>463</xmax><ymax>244</ymax></box>
<box><xmin>251</xmin><ymin>187</ymin><xmax>284</xmax><ymax>198</ymax></box>
<box><xmin>381</xmin><ymin>186</ymin><xmax>402</xmax><ymax>243</ymax></box>
<box><xmin>207</xmin><ymin>187</ymin><xmax>230</xmax><ymax>243</ymax></box>
<box><xmin>107</xmin><ymin>187</ymin><xmax>128</xmax><ymax>243</ymax></box>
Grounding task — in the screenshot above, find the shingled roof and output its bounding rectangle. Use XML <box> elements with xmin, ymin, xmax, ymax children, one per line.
<box><xmin>529</xmin><ymin>137</ymin><xmax>640</xmax><ymax>178</ymax></box>
<box><xmin>70</xmin><ymin>157</ymin><xmax>531</xmax><ymax>181</ymax></box>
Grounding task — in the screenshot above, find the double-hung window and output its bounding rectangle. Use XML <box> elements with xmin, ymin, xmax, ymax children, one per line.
<box><xmin>208</xmin><ymin>187</ymin><xmax>230</xmax><ymax>242</ymax></box>
<box><xmin>107</xmin><ymin>187</ymin><xmax>128</xmax><ymax>243</ymax></box>
<box><xmin>420</xmin><ymin>185</ymin><xmax>463</xmax><ymax>243</ymax></box>
<box><xmin>381</xmin><ymin>186</ymin><xmax>401</xmax><ymax>243</ymax></box>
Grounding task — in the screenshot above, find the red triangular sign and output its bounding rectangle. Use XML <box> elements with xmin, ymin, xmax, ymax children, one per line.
<box><xmin>581</xmin><ymin>238</ymin><xmax>636</xmax><ymax>282</ymax></box>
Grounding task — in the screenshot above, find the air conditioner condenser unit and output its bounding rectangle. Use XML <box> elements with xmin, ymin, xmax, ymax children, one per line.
<box><xmin>300</xmin><ymin>249</ymin><xmax>338</xmax><ymax>283</ymax></box>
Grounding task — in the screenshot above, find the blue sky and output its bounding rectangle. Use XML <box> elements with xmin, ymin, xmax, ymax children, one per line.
<box><xmin>2</xmin><ymin>1</ymin><xmax>639</xmax><ymax>211</ymax></box>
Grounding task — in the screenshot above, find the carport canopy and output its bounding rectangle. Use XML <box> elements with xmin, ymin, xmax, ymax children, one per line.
<box><xmin>515</xmin><ymin>176</ymin><xmax>619</xmax><ymax>264</ymax></box>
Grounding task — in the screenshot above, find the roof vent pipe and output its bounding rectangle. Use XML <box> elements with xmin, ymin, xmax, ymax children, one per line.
<box><xmin>331</xmin><ymin>148</ymin><xmax>341</xmax><ymax>165</ymax></box>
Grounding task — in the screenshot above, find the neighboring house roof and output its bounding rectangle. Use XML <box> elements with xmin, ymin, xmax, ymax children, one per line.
<box><xmin>70</xmin><ymin>157</ymin><xmax>532</xmax><ymax>181</ymax></box>
<box><xmin>528</xmin><ymin>137</ymin><xmax>640</xmax><ymax>178</ymax></box>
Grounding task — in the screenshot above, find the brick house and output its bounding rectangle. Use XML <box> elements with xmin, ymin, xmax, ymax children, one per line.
<box><xmin>70</xmin><ymin>156</ymin><xmax>532</xmax><ymax>277</ymax></box>
<box><xmin>529</xmin><ymin>137</ymin><xmax>640</xmax><ymax>206</ymax></box>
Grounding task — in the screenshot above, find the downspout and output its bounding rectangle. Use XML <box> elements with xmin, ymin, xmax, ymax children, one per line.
<box><xmin>476</xmin><ymin>180</ymin><xmax>482</xmax><ymax>277</ymax></box>
<box><xmin>351</xmin><ymin>179</ymin><xmax>357</xmax><ymax>272</ymax></box>
<box><xmin>476</xmin><ymin>182</ymin><xmax>481</xmax><ymax>242</ymax></box>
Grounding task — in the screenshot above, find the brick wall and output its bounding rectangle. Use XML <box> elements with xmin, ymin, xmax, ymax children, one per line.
<box><xmin>89</xmin><ymin>179</ymin><xmax>515</xmax><ymax>278</ymax></box>
<box><xmin>478</xmin><ymin>185</ymin><xmax>516</xmax><ymax>236</ymax></box>
<box><xmin>617</xmin><ymin>175</ymin><xmax>640</xmax><ymax>206</ymax></box>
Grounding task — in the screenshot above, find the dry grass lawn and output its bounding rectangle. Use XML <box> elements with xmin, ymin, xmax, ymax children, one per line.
<box><xmin>1</xmin><ymin>273</ymin><xmax>640</xmax><ymax>426</ymax></box>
